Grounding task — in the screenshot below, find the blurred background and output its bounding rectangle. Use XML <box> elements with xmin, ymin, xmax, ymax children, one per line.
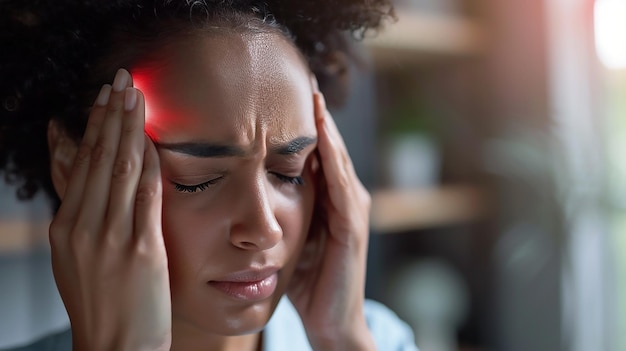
<box><xmin>1</xmin><ymin>0</ymin><xmax>624</xmax><ymax>350</ymax></box>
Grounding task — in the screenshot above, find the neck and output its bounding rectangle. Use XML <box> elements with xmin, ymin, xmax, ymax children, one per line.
<box><xmin>170</xmin><ymin>320</ymin><xmax>262</xmax><ymax>351</ymax></box>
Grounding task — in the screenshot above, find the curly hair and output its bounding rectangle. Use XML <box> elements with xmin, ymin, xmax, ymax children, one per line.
<box><xmin>0</xmin><ymin>0</ymin><xmax>394</xmax><ymax>210</ymax></box>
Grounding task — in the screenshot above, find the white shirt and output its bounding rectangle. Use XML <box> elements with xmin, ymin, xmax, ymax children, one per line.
<box><xmin>3</xmin><ymin>298</ymin><xmax>419</xmax><ymax>351</ymax></box>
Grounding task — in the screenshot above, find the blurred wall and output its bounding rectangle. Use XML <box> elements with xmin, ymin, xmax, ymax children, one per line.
<box><xmin>482</xmin><ymin>1</ymin><xmax>562</xmax><ymax>351</ymax></box>
<box><xmin>0</xmin><ymin>179</ymin><xmax>68</xmax><ymax>348</ymax></box>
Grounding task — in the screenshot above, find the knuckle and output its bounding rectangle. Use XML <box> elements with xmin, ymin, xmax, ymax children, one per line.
<box><xmin>337</xmin><ymin>170</ymin><xmax>350</xmax><ymax>188</ymax></box>
<box><xmin>68</xmin><ymin>230</ymin><xmax>91</xmax><ymax>252</ymax></box>
<box><xmin>135</xmin><ymin>183</ymin><xmax>159</xmax><ymax>205</ymax></box>
<box><xmin>361</xmin><ymin>190</ymin><xmax>372</xmax><ymax>208</ymax></box>
<box><xmin>48</xmin><ymin>218</ymin><xmax>65</xmax><ymax>237</ymax></box>
<box><xmin>74</xmin><ymin>143</ymin><xmax>92</xmax><ymax>166</ymax></box>
<box><xmin>48</xmin><ymin>220</ymin><xmax>68</xmax><ymax>248</ymax></box>
<box><xmin>111</xmin><ymin>157</ymin><xmax>135</xmax><ymax>180</ymax></box>
<box><xmin>106</xmin><ymin>99</ymin><xmax>124</xmax><ymax>114</ymax></box>
<box><xmin>133</xmin><ymin>237</ymin><xmax>166</xmax><ymax>268</ymax></box>
<box><xmin>101</xmin><ymin>234</ymin><xmax>125</xmax><ymax>251</ymax></box>
<box><xmin>133</xmin><ymin>238</ymin><xmax>154</xmax><ymax>260</ymax></box>
<box><xmin>121</xmin><ymin>119</ymin><xmax>140</xmax><ymax>135</ymax></box>
<box><xmin>90</xmin><ymin>142</ymin><xmax>112</xmax><ymax>166</ymax></box>
<box><xmin>359</xmin><ymin>184</ymin><xmax>371</xmax><ymax>200</ymax></box>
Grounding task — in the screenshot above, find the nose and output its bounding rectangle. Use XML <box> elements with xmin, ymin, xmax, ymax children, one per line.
<box><xmin>229</xmin><ymin>175</ymin><xmax>283</xmax><ymax>251</ymax></box>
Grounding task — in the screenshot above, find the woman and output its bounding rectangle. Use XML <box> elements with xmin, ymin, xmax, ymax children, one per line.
<box><xmin>0</xmin><ymin>1</ymin><xmax>418</xmax><ymax>350</ymax></box>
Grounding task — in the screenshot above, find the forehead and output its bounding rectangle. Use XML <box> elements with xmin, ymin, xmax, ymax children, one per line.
<box><xmin>135</xmin><ymin>31</ymin><xmax>315</xmax><ymax>144</ymax></box>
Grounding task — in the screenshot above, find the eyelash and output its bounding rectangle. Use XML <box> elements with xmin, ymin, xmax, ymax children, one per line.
<box><xmin>172</xmin><ymin>177</ymin><xmax>223</xmax><ymax>193</ymax></box>
<box><xmin>272</xmin><ymin>173</ymin><xmax>305</xmax><ymax>186</ymax></box>
<box><xmin>172</xmin><ymin>173</ymin><xmax>304</xmax><ymax>193</ymax></box>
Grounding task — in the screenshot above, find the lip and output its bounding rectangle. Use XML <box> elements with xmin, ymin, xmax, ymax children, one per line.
<box><xmin>208</xmin><ymin>267</ymin><xmax>279</xmax><ymax>301</ymax></box>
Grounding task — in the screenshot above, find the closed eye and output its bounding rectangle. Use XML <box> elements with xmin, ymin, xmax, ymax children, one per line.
<box><xmin>271</xmin><ymin>172</ymin><xmax>304</xmax><ymax>186</ymax></box>
<box><xmin>170</xmin><ymin>173</ymin><xmax>303</xmax><ymax>193</ymax></box>
<box><xmin>171</xmin><ymin>177</ymin><xmax>223</xmax><ymax>193</ymax></box>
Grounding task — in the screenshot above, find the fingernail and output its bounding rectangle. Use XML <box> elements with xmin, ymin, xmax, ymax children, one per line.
<box><xmin>319</xmin><ymin>93</ymin><xmax>327</xmax><ymax>109</ymax></box>
<box><xmin>95</xmin><ymin>85</ymin><xmax>112</xmax><ymax>106</ymax></box>
<box><xmin>112</xmin><ymin>69</ymin><xmax>129</xmax><ymax>92</ymax></box>
<box><xmin>125</xmin><ymin>87</ymin><xmax>137</xmax><ymax>111</ymax></box>
<box><xmin>315</xmin><ymin>94</ymin><xmax>325</xmax><ymax>122</ymax></box>
<box><xmin>310</xmin><ymin>75</ymin><xmax>319</xmax><ymax>92</ymax></box>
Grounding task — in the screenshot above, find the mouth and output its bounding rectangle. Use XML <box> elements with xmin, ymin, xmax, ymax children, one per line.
<box><xmin>208</xmin><ymin>267</ymin><xmax>279</xmax><ymax>301</ymax></box>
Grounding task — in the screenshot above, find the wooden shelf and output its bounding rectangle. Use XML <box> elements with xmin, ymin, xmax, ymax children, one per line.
<box><xmin>0</xmin><ymin>185</ymin><xmax>492</xmax><ymax>251</ymax></box>
<box><xmin>365</xmin><ymin>12</ymin><xmax>486</xmax><ymax>68</ymax></box>
<box><xmin>370</xmin><ymin>185</ymin><xmax>491</xmax><ymax>233</ymax></box>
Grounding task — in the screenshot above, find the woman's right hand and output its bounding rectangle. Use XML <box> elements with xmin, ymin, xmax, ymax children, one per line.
<box><xmin>48</xmin><ymin>69</ymin><xmax>171</xmax><ymax>351</ymax></box>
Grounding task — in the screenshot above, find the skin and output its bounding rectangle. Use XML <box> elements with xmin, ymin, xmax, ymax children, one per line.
<box><xmin>47</xmin><ymin>29</ymin><xmax>375</xmax><ymax>351</ymax></box>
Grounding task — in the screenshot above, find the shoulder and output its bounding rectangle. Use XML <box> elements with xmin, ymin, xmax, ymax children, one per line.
<box><xmin>0</xmin><ymin>329</ymin><xmax>72</xmax><ymax>351</ymax></box>
<box><xmin>363</xmin><ymin>299</ymin><xmax>420</xmax><ymax>351</ymax></box>
<box><xmin>264</xmin><ymin>297</ymin><xmax>419</xmax><ymax>351</ymax></box>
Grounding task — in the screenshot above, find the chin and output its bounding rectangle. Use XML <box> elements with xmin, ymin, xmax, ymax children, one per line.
<box><xmin>212</xmin><ymin>302</ymin><xmax>275</xmax><ymax>335</ymax></box>
<box><xmin>173</xmin><ymin>291</ymin><xmax>283</xmax><ymax>336</ymax></box>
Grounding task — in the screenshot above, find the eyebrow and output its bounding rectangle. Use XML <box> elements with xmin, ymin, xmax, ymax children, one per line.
<box><xmin>272</xmin><ymin>136</ymin><xmax>317</xmax><ymax>155</ymax></box>
<box><xmin>155</xmin><ymin>136</ymin><xmax>317</xmax><ymax>158</ymax></box>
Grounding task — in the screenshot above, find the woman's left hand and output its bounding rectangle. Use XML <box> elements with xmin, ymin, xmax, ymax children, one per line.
<box><xmin>287</xmin><ymin>90</ymin><xmax>376</xmax><ymax>351</ymax></box>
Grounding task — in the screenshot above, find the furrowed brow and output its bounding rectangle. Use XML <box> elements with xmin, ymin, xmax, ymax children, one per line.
<box><xmin>272</xmin><ymin>136</ymin><xmax>317</xmax><ymax>155</ymax></box>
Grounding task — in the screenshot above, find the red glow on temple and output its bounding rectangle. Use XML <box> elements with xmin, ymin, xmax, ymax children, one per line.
<box><xmin>131</xmin><ymin>70</ymin><xmax>153</xmax><ymax>125</ymax></box>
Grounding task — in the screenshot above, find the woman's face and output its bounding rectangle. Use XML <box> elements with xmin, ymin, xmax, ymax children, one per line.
<box><xmin>134</xmin><ymin>31</ymin><xmax>318</xmax><ymax>337</ymax></box>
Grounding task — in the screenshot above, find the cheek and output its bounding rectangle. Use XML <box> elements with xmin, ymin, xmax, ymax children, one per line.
<box><xmin>278</xmin><ymin>172</ymin><xmax>318</xmax><ymax>255</ymax></box>
<box><xmin>161</xmin><ymin>192</ymin><xmax>208</xmax><ymax>240</ymax></box>
<box><xmin>161</xmin><ymin>192</ymin><xmax>231</xmax><ymax>239</ymax></box>
<box><xmin>278</xmin><ymin>192</ymin><xmax>314</xmax><ymax>240</ymax></box>
<box><xmin>159</xmin><ymin>192</ymin><xmax>225</xmax><ymax>282</ymax></box>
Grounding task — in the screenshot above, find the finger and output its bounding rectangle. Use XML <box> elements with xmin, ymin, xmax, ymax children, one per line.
<box><xmin>134</xmin><ymin>134</ymin><xmax>163</xmax><ymax>244</ymax></box>
<box><xmin>310</xmin><ymin>74</ymin><xmax>320</xmax><ymax>93</ymax></box>
<box><xmin>314</xmin><ymin>93</ymin><xmax>355</xmax><ymax>209</ymax></box>
<box><xmin>74</xmin><ymin>69</ymin><xmax>133</xmax><ymax>236</ymax></box>
<box><xmin>315</xmin><ymin>93</ymin><xmax>356</xmax><ymax>174</ymax></box>
<box><xmin>105</xmin><ymin>88</ymin><xmax>145</xmax><ymax>240</ymax></box>
<box><xmin>55</xmin><ymin>84</ymin><xmax>112</xmax><ymax>224</ymax></box>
